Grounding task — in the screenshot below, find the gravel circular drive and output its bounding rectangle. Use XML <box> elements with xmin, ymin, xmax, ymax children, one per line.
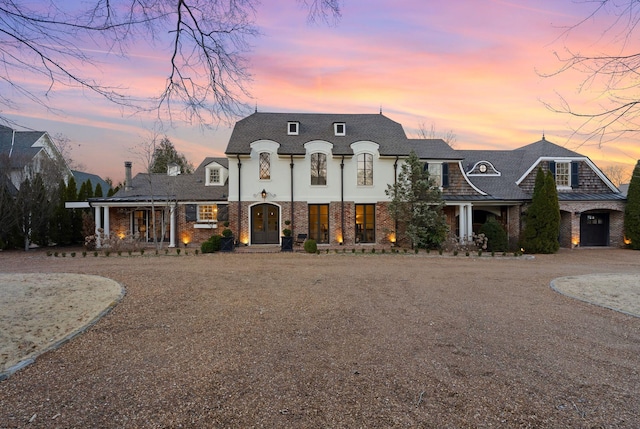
<box><xmin>0</xmin><ymin>248</ymin><xmax>639</xmax><ymax>428</ymax></box>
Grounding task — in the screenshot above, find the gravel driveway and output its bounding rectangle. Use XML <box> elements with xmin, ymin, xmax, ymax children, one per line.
<box><xmin>0</xmin><ymin>248</ymin><xmax>639</xmax><ymax>428</ymax></box>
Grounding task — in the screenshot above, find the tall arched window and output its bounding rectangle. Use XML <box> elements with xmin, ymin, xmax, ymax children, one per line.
<box><xmin>259</xmin><ymin>152</ymin><xmax>270</xmax><ymax>180</ymax></box>
<box><xmin>357</xmin><ymin>153</ymin><xmax>373</xmax><ymax>186</ymax></box>
<box><xmin>311</xmin><ymin>153</ymin><xmax>327</xmax><ymax>185</ymax></box>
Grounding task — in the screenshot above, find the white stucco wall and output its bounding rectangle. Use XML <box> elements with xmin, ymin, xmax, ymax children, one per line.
<box><xmin>227</xmin><ymin>139</ymin><xmax>398</xmax><ymax>203</ymax></box>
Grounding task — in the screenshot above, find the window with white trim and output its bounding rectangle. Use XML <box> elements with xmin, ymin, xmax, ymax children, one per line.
<box><xmin>357</xmin><ymin>153</ymin><xmax>373</xmax><ymax>186</ymax></box>
<box><xmin>555</xmin><ymin>162</ymin><xmax>570</xmax><ymax>187</ymax></box>
<box><xmin>198</xmin><ymin>204</ymin><xmax>218</xmax><ymax>222</ymax></box>
<box><xmin>334</xmin><ymin>122</ymin><xmax>346</xmax><ymax>136</ymax></box>
<box><xmin>311</xmin><ymin>153</ymin><xmax>327</xmax><ymax>185</ymax></box>
<box><xmin>259</xmin><ymin>152</ymin><xmax>270</xmax><ymax>180</ymax></box>
<box><xmin>428</xmin><ymin>163</ymin><xmax>442</xmax><ymax>187</ymax></box>
<box><xmin>209</xmin><ymin>168</ymin><xmax>220</xmax><ymax>184</ymax></box>
<box><xmin>288</xmin><ymin>122</ymin><xmax>299</xmax><ymax>135</ymax></box>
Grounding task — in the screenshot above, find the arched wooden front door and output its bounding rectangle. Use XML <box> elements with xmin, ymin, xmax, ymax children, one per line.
<box><xmin>251</xmin><ymin>203</ymin><xmax>280</xmax><ymax>244</ymax></box>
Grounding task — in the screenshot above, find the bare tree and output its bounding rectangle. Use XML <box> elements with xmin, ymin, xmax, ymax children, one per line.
<box><xmin>131</xmin><ymin>129</ymin><xmax>180</xmax><ymax>250</ymax></box>
<box><xmin>51</xmin><ymin>133</ymin><xmax>85</xmax><ymax>172</ymax></box>
<box><xmin>541</xmin><ymin>1</ymin><xmax>640</xmax><ymax>147</ymax></box>
<box><xmin>602</xmin><ymin>164</ymin><xmax>632</xmax><ymax>187</ymax></box>
<box><xmin>415</xmin><ymin>122</ymin><xmax>457</xmax><ymax>148</ymax></box>
<box><xmin>0</xmin><ymin>1</ymin><xmax>341</xmax><ymax>126</ymax></box>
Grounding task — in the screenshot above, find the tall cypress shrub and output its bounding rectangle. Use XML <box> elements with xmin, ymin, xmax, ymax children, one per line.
<box><xmin>542</xmin><ymin>170</ymin><xmax>561</xmax><ymax>253</ymax></box>
<box><xmin>624</xmin><ymin>160</ymin><xmax>640</xmax><ymax>249</ymax></box>
<box><xmin>521</xmin><ymin>167</ymin><xmax>560</xmax><ymax>253</ymax></box>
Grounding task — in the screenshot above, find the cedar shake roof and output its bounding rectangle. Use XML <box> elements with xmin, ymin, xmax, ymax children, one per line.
<box><xmin>225</xmin><ymin>112</ymin><xmax>412</xmax><ymax>156</ymax></box>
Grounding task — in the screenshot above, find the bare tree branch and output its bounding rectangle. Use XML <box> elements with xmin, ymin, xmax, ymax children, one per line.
<box><xmin>542</xmin><ymin>0</ymin><xmax>640</xmax><ymax>146</ymax></box>
<box><xmin>415</xmin><ymin>121</ymin><xmax>457</xmax><ymax>148</ymax></box>
<box><xmin>0</xmin><ymin>0</ymin><xmax>341</xmax><ymax>127</ymax></box>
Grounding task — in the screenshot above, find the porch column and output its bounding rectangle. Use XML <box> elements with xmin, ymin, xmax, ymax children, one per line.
<box><xmin>457</xmin><ymin>205</ymin><xmax>466</xmax><ymax>242</ymax></box>
<box><xmin>103</xmin><ymin>206</ymin><xmax>110</xmax><ymax>237</ymax></box>
<box><xmin>466</xmin><ymin>204</ymin><xmax>473</xmax><ymax>241</ymax></box>
<box><xmin>458</xmin><ymin>204</ymin><xmax>473</xmax><ymax>242</ymax></box>
<box><xmin>169</xmin><ymin>204</ymin><xmax>176</xmax><ymax>247</ymax></box>
<box><xmin>94</xmin><ymin>205</ymin><xmax>102</xmax><ymax>248</ymax></box>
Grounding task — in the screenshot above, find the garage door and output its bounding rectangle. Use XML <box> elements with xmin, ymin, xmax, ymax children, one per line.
<box><xmin>580</xmin><ymin>213</ymin><xmax>609</xmax><ymax>246</ymax></box>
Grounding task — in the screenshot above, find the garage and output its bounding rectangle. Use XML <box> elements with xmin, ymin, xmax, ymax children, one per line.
<box><xmin>580</xmin><ymin>212</ymin><xmax>610</xmax><ymax>246</ymax></box>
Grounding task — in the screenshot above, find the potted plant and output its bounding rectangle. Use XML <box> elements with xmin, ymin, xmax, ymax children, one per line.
<box><xmin>281</xmin><ymin>220</ymin><xmax>294</xmax><ymax>252</ymax></box>
<box><xmin>220</xmin><ymin>221</ymin><xmax>235</xmax><ymax>252</ymax></box>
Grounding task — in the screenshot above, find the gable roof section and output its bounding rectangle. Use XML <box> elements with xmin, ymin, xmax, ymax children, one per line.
<box><xmin>0</xmin><ymin>126</ymin><xmax>48</xmax><ymax>168</ymax></box>
<box><xmin>459</xmin><ymin>138</ymin><xmax>621</xmax><ymax>200</ymax></box>
<box><xmin>72</xmin><ymin>170</ymin><xmax>112</xmax><ymax>193</ymax></box>
<box><xmin>513</xmin><ymin>139</ymin><xmax>618</xmax><ymax>192</ymax></box>
<box><xmin>225</xmin><ymin>112</ymin><xmax>411</xmax><ymax>157</ymax></box>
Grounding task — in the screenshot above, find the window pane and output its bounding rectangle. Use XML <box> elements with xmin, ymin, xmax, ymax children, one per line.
<box><xmin>358</xmin><ymin>153</ymin><xmax>373</xmax><ymax>186</ymax></box>
<box><xmin>556</xmin><ymin>162</ymin><xmax>570</xmax><ymax>187</ymax></box>
<box><xmin>428</xmin><ymin>163</ymin><xmax>442</xmax><ymax>187</ymax></box>
<box><xmin>355</xmin><ymin>204</ymin><xmax>375</xmax><ymax>243</ymax></box>
<box><xmin>311</xmin><ymin>153</ymin><xmax>327</xmax><ymax>185</ymax></box>
<box><xmin>309</xmin><ymin>204</ymin><xmax>329</xmax><ymax>243</ymax></box>
<box><xmin>259</xmin><ymin>152</ymin><xmax>270</xmax><ymax>180</ymax></box>
<box><xmin>209</xmin><ymin>168</ymin><xmax>220</xmax><ymax>183</ymax></box>
<box><xmin>198</xmin><ymin>204</ymin><xmax>217</xmax><ymax>221</ymax></box>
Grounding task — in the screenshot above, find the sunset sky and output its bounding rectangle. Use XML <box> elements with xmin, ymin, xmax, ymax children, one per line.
<box><xmin>4</xmin><ymin>0</ymin><xmax>639</xmax><ymax>183</ymax></box>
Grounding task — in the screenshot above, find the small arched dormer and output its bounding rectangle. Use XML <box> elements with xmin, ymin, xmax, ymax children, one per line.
<box><xmin>467</xmin><ymin>161</ymin><xmax>501</xmax><ymax>176</ymax></box>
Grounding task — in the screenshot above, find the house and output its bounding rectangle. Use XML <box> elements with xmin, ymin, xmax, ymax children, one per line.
<box><xmin>0</xmin><ymin>124</ymin><xmax>72</xmax><ymax>192</ymax></box>
<box><xmin>0</xmin><ymin>124</ymin><xmax>110</xmax><ymax>195</ymax></box>
<box><xmin>86</xmin><ymin>111</ymin><xmax>626</xmax><ymax>250</ymax></box>
<box><xmin>458</xmin><ymin>138</ymin><xmax>625</xmax><ymax>247</ymax></box>
<box><xmin>86</xmin><ymin>157</ymin><xmax>230</xmax><ymax>247</ymax></box>
<box><xmin>222</xmin><ymin>112</ymin><xmax>626</xmax><ymax>249</ymax></box>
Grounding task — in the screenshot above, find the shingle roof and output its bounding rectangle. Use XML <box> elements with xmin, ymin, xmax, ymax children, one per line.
<box><xmin>0</xmin><ymin>127</ymin><xmax>47</xmax><ymax>168</ymax></box>
<box><xmin>72</xmin><ymin>170</ymin><xmax>112</xmax><ymax>193</ymax></box>
<box><xmin>456</xmin><ymin>138</ymin><xmax>601</xmax><ymax>200</ymax></box>
<box><xmin>456</xmin><ymin>149</ymin><xmax>530</xmax><ymax>200</ymax></box>
<box><xmin>225</xmin><ymin>112</ymin><xmax>412</xmax><ymax>156</ymax></box>
<box><xmin>406</xmin><ymin>139</ymin><xmax>460</xmax><ymax>160</ymax></box>
<box><xmin>558</xmin><ymin>192</ymin><xmax>626</xmax><ymax>201</ymax></box>
<box><xmin>104</xmin><ymin>157</ymin><xmax>229</xmax><ymax>202</ymax></box>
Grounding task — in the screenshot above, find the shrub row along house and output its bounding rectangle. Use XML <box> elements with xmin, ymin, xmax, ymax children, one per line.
<box><xmin>89</xmin><ymin>112</ymin><xmax>626</xmax><ymax>249</ymax></box>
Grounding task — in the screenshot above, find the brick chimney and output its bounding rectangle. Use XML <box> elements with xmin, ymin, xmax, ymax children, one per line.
<box><xmin>124</xmin><ymin>161</ymin><xmax>132</xmax><ymax>191</ymax></box>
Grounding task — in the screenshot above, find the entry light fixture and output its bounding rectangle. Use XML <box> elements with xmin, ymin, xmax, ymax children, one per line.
<box><xmin>261</xmin><ymin>189</ymin><xmax>267</xmax><ymax>199</ymax></box>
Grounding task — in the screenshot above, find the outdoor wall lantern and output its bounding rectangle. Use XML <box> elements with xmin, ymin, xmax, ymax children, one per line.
<box><xmin>261</xmin><ymin>189</ymin><xmax>267</xmax><ymax>200</ymax></box>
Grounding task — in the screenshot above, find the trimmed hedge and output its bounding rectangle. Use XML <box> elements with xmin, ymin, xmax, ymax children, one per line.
<box><xmin>201</xmin><ymin>235</ymin><xmax>222</xmax><ymax>253</ymax></box>
<box><xmin>303</xmin><ymin>239</ymin><xmax>317</xmax><ymax>254</ymax></box>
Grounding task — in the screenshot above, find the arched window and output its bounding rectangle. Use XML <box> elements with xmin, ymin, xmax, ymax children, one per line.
<box><xmin>311</xmin><ymin>153</ymin><xmax>327</xmax><ymax>185</ymax></box>
<box><xmin>357</xmin><ymin>153</ymin><xmax>373</xmax><ymax>186</ymax></box>
<box><xmin>259</xmin><ymin>152</ymin><xmax>270</xmax><ymax>180</ymax></box>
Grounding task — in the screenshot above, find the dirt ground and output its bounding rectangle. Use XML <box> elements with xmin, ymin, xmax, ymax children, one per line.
<box><xmin>0</xmin><ymin>248</ymin><xmax>639</xmax><ymax>428</ymax></box>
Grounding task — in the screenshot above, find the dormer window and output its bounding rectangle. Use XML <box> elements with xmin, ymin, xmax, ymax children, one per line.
<box><xmin>334</xmin><ymin>122</ymin><xmax>346</xmax><ymax>136</ymax></box>
<box><xmin>549</xmin><ymin>160</ymin><xmax>579</xmax><ymax>189</ymax></box>
<box><xmin>467</xmin><ymin>161</ymin><xmax>500</xmax><ymax>176</ymax></box>
<box><xmin>209</xmin><ymin>168</ymin><xmax>220</xmax><ymax>184</ymax></box>
<box><xmin>205</xmin><ymin>162</ymin><xmax>227</xmax><ymax>186</ymax></box>
<box><xmin>288</xmin><ymin>122</ymin><xmax>299</xmax><ymax>135</ymax></box>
